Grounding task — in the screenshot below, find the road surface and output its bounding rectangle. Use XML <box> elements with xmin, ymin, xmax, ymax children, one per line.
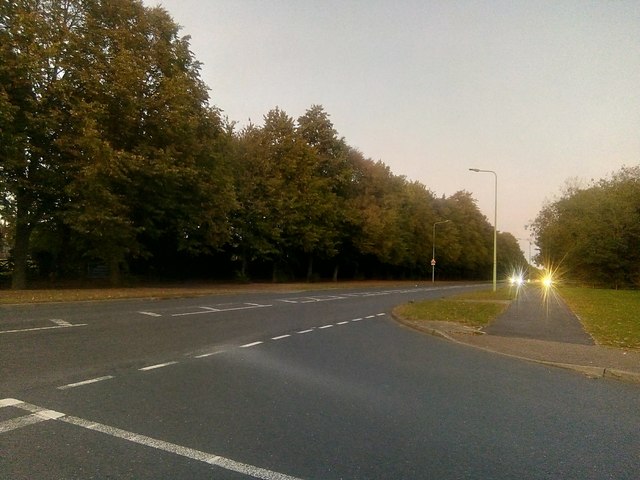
<box><xmin>1</xmin><ymin>284</ymin><xmax>638</xmax><ymax>479</ymax></box>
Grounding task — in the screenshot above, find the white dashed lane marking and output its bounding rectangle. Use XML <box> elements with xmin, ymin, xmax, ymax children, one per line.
<box><xmin>57</xmin><ymin>376</ymin><xmax>114</xmax><ymax>390</ymax></box>
<box><xmin>194</xmin><ymin>350</ymin><xmax>226</xmax><ymax>358</ymax></box>
<box><xmin>44</xmin><ymin>312</ymin><xmax>387</xmax><ymax>391</ymax></box>
<box><xmin>139</xmin><ymin>361</ymin><xmax>179</xmax><ymax>371</ymax></box>
<box><xmin>271</xmin><ymin>334</ymin><xmax>291</xmax><ymax>340</ymax></box>
<box><xmin>1</xmin><ymin>399</ymin><xmax>304</xmax><ymax>480</ymax></box>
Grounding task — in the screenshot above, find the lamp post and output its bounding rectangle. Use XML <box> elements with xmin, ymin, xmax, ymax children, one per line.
<box><xmin>469</xmin><ymin>168</ymin><xmax>497</xmax><ymax>292</ymax></box>
<box><xmin>432</xmin><ymin>220</ymin><xmax>450</xmax><ymax>283</ymax></box>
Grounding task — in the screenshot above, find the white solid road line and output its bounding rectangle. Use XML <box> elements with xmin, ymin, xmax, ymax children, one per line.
<box><xmin>57</xmin><ymin>376</ymin><xmax>115</xmax><ymax>390</ymax></box>
<box><xmin>139</xmin><ymin>361</ymin><xmax>179</xmax><ymax>371</ymax></box>
<box><xmin>171</xmin><ymin>303</ymin><xmax>271</xmax><ymax>317</ymax></box>
<box><xmin>1</xmin><ymin>398</ymin><xmax>303</xmax><ymax>480</ymax></box>
<box><xmin>0</xmin><ymin>323</ymin><xmax>88</xmax><ymax>335</ymax></box>
<box><xmin>0</xmin><ymin>414</ymin><xmax>49</xmax><ymax>434</ymax></box>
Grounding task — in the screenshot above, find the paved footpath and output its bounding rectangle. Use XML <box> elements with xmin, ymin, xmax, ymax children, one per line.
<box><xmin>401</xmin><ymin>285</ymin><xmax>640</xmax><ymax>384</ymax></box>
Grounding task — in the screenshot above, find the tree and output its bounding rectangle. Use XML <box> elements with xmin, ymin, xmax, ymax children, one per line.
<box><xmin>0</xmin><ymin>0</ymin><xmax>83</xmax><ymax>288</ymax></box>
<box><xmin>532</xmin><ymin>166</ymin><xmax>640</xmax><ymax>288</ymax></box>
<box><xmin>496</xmin><ymin>231</ymin><xmax>527</xmax><ymax>277</ymax></box>
<box><xmin>296</xmin><ymin>105</ymin><xmax>351</xmax><ymax>280</ymax></box>
<box><xmin>435</xmin><ymin>191</ymin><xmax>493</xmax><ymax>279</ymax></box>
<box><xmin>1</xmin><ymin>0</ymin><xmax>233</xmax><ymax>286</ymax></box>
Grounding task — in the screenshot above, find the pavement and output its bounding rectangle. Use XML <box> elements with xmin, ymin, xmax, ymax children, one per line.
<box><xmin>398</xmin><ymin>285</ymin><xmax>640</xmax><ymax>384</ymax></box>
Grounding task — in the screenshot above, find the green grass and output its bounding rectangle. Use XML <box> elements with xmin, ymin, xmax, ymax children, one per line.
<box><xmin>395</xmin><ymin>287</ymin><xmax>515</xmax><ymax>327</ymax></box>
<box><xmin>558</xmin><ymin>287</ymin><xmax>640</xmax><ymax>349</ymax></box>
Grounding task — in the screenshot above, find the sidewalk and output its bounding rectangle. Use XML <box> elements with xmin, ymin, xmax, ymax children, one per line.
<box><xmin>400</xmin><ymin>286</ymin><xmax>640</xmax><ymax>384</ymax></box>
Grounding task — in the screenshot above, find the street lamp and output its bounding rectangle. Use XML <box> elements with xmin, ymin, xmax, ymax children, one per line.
<box><xmin>432</xmin><ymin>220</ymin><xmax>450</xmax><ymax>283</ymax></box>
<box><xmin>469</xmin><ymin>168</ymin><xmax>497</xmax><ymax>292</ymax></box>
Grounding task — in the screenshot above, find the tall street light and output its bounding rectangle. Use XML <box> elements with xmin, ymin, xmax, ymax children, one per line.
<box><xmin>432</xmin><ymin>220</ymin><xmax>450</xmax><ymax>283</ymax></box>
<box><xmin>469</xmin><ymin>168</ymin><xmax>497</xmax><ymax>292</ymax></box>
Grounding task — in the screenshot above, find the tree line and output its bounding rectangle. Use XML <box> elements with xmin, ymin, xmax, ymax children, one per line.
<box><xmin>531</xmin><ymin>166</ymin><xmax>640</xmax><ymax>289</ymax></box>
<box><xmin>0</xmin><ymin>0</ymin><xmax>526</xmax><ymax>288</ymax></box>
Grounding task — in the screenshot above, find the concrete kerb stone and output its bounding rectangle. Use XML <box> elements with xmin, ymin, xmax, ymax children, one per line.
<box><xmin>391</xmin><ymin>312</ymin><xmax>640</xmax><ymax>385</ymax></box>
<box><xmin>604</xmin><ymin>368</ymin><xmax>640</xmax><ymax>384</ymax></box>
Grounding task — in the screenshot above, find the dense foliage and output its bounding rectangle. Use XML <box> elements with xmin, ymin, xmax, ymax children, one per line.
<box><xmin>0</xmin><ymin>0</ymin><xmax>526</xmax><ymax>287</ymax></box>
<box><xmin>531</xmin><ymin>166</ymin><xmax>640</xmax><ymax>288</ymax></box>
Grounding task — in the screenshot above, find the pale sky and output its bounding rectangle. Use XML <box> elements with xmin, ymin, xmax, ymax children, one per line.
<box><xmin>147</xmin><ymin>0</ymin><xmax>640</xmax><ymax>259</ymax></box>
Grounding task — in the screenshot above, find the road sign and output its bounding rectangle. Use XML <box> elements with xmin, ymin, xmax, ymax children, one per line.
<box><xmin>431</xmin><ymin>259</ymin><xmax>436</xmax><ymax>266</ymax></box>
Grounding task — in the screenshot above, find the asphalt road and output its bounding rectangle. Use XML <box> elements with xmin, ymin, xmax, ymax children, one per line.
<box><xmin>1</xmin><ymin>284</ymin><xmax>639</xmax><ymax>479</ymax></box>
<box><xmin>485</xmin><ymin>285</ymin><xmax>595</xmax><ymax>344</ymax></box>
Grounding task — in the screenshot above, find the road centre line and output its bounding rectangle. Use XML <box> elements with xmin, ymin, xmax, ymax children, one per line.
<box><xmin>57</xmin><ymin>376</ymin><xmax>114</xmax><ymax>390</ymax></box>
<box><xmin>1</xmin><ymin>399</ymin><xmax>304</xmax><ymax>480</ymax></box>
<box><xmin>9</xmin><ymin>311</ymin><xmax>386</xmax><ymax>393</ymax></box>
<box><xmin>271</xmin><ymin>334</ymin><xmax>291</xmax><ymax>340</ymax></box>
<box><xmin>139</xmin><ymin>361</ymin><xmax>179</xmax><ymax>371</ymax></box>
<box><xmin>139</xmin><ymin>311</ymin><xmax>162</xmax><ymax>317</ymax></box>
<box><xmin>195</xmin><ymin>350</ymin><xmax>226</xmax><ymax>358</ymax></box>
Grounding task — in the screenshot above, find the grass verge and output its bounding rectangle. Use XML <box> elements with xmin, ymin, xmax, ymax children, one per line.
<box><xmin>394</xmin><ymin>287</ymin><xmax>515</xmax><ymax>327</ymax></box>
<box><xmin>558</xmin><ymin>287</ymin><xmax>640</xmax><ymax>349</ymax></box>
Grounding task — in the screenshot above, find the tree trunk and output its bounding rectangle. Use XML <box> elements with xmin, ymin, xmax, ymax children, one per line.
<box><xmin>306</xmin><ymin>255</ymin><xmax>313</xmax><ymax>282</ymax></box>
<box><xmin>11</xmin><ymin>199</ymin><xmax>32</xmax><ymax>289</ymax></box>
<box><xmin>332</xmin><ymin>264</ymin><xmax>339</xmax><ymax>282</ymax></box>
<box><xmin>109</xmin><ymin>256</ymin><xmax>121</xmax><ymax>286</ymax></box>
<box><xmin>240</xmin><ymin>255</ymin><xmax>247</xmax><ymax>278</ymax></box>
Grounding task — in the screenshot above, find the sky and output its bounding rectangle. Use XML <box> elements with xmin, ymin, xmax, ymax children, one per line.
<box><xmin>147</xmin><ymin>0</ymin><xmax>639</xmax><ymax>260</ymax></box>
